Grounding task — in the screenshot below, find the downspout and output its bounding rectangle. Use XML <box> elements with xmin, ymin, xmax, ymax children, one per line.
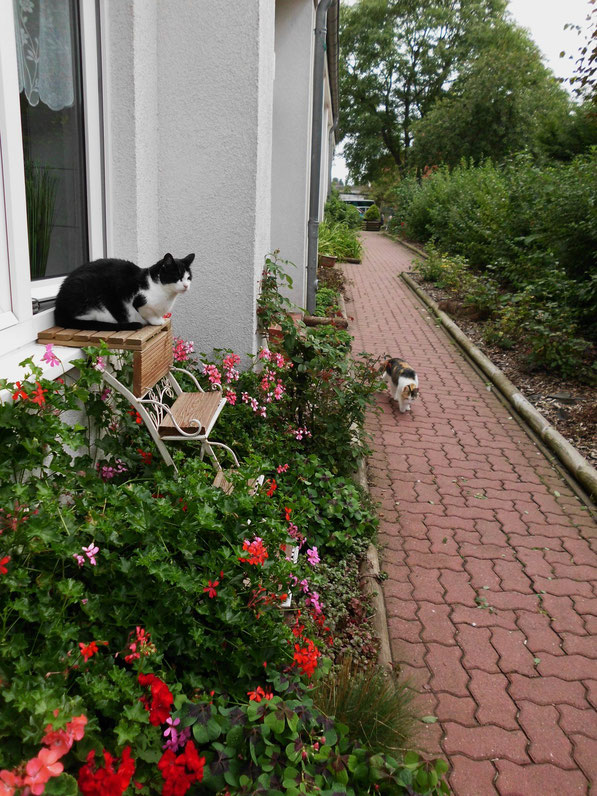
<box><xmin>306</xmin><ymin>0</ymin><xmax>334</xmax><ymax>315</ymax></box>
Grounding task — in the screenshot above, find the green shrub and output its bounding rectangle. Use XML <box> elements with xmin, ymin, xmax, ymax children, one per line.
<box><xmin>324</xmin><ymin>189</ymin><xmax>363</xmax><ymax>229</ymax></box>
<box><xmin>363</xmin><ymin>203</ymin><xmax>381</xmax><ymax>221</ymax></box>
<box><xmin>318</xmin><ymin>219</ymin><xmax>363</xmax><ymax>261</ymax></box>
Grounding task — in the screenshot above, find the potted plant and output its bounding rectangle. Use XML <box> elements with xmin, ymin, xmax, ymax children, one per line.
<box><xmin>25</xmin><ymin>161</ymin><xmax>57</xmax><ymax>280</ymax></box>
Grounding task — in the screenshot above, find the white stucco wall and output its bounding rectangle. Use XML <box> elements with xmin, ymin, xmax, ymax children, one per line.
<box><xmin>101</xmin><ymin>0</ymin><xmax>276</xmax><ymax>359</ymax></box>
<box><xmin>271</xmin><ymin>0</ymin><xmax>314</xmax><ymax>309</ymax></box>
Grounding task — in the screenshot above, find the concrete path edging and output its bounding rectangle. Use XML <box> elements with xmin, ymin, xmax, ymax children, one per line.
<box><xmin>401</xmin><ymin>271</ymin><xmax>597</xmax><ymax>502</ymax></box>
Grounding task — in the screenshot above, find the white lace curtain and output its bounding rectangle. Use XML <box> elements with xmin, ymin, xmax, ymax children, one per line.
<box><xmin>13</xmin><ymin>0</ymin><xmax>74</xmax><ymax>111</ymax></box>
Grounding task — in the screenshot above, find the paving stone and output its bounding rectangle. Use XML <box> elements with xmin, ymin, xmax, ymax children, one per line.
<box><xmin>494</xmin><ymin>759</ymin><xmax>587</xmax><ymax>795</ymax></box>
<box><xmin>518</xmin><ymin>701</ymin><xmax>575</xmax><ymax>768</ymax></box>
<box><xmin>469</xmin><ymin>670</ymin><xmax>519</xmax><ymax>731</ymax></box>
<box><xmin>457</xmin><ymin>624</ymin><xmax>500</xmax><ymax>673</ymax></box>
<box><xmin>571</xmin><ymin>734</ymin><xmax>597</xmax><ymax>784</ymax></box>
<box><xmin>508</xmin><ymin>674</ymin><xmax>587</xmax><ymax>708</ymax></box>
<box><xmin>540</xmin><ymin>594</ymin><xmax>588</xmax><ymax>636</ymax></box>
<box><xmin>516</xmin><ymin>610</ymin><xmax>564</xmax><ymax>656</ymax></box>
<box><xmin>452</xmin><ymin>605</ymin><xmax>518</xmax><ymax>631</ymax></box>
<box><xmin>492</xmin><ymin>626</ymin><xmax>539</xmax><ymax>676</ymax></box>
<box><xmin>464</xmin><ymin>558</ymin><xmax>501</xmax><ymax>590</ymax></box>
<box><xmin>435</xmin><ymin>692</ymin><xmax>478</xmax><ymax>726</ymax></box>
<box><xmin>426</xmin><ymin>644</ymin><xmax>469</xmax><ymax>697</ymax></box>
<box><xmin>561</xmin><ymin>633</ymin><xmax>597</xmax><ymax>658</ymax></box>
<box><xmin>418</xmin><ymin>601</ymin><xmax>457</xmax><ymax>645</ymax></box>
<box><xmin>440</xmin><ymin>569</ymin><xmax>478</xmax><ymax>607</ymax></box>
<box><xmin>409</xmin><ymin>566</ymin><xmax>444</xmax><ymax>603</ymax></box>
<box><xmin>557</xmin><ymin>704</ymin><xmax>597</xmax><ymax>739</ymax></box>
<box><xmin>443</xmin><ymin>723</ymin><xmax>529</xmax><ymax>764</ymax></box>
<box><xmin>493</xmin><ymin>559</ymin><xmax>534</xmax><ymax>594</ymax></box>
<box><xmin>449</xmin><ymin>756</ymin><xmax>498</xmax><ymax>796</ymax></box>
<box><xmin>538</xmin><ymin>653</ymin><xmax>597</xmax><ymax>682</ymax></box>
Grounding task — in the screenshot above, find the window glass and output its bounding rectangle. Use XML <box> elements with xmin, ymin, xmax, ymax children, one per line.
<box><xmin>14</xmin><ymin>0</ymin><xmax>89</xmax><ymax>280</ymax></box>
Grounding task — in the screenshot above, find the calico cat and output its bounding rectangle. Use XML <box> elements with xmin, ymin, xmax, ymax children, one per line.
<box><xmin>382</xmin><ymin>357</ymin><xmax>419</xmax><ymax>413</ymax></box>
<box><xmin>54</xmin><ymin>252</ymin><xmax>194</xmax><ymax>331</ymax></box>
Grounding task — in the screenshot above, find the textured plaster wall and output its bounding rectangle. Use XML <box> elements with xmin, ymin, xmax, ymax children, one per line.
<box><xmin>271</xmin><ymin>0</ymin><xmax>314</xmax><ymax>308</ymax></box>
<box><xmin>102</xmin><ymin>0</ymin><xmax>276</xmax><ymax>357</ymax></box>
<box><xmin>101</xmin><ymin>0</ymin><xmax>159</xmax><ymax>266</ymax></box>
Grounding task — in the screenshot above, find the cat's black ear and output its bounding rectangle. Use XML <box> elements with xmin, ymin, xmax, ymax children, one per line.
<box><xmin>183</xmin><ymin>253</ymin><xmax>195</xmax><ymax>266</ymax></box>
<box><xmin>162</xmin><ymin>253</ymin><xmax>174</xmax><ymax>266</ymax></box>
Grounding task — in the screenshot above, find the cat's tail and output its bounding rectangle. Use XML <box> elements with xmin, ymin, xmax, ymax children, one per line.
<box><xmin>54</xmin><ymin>312</ymin><xmax>143</xmax><ymax>332</ymax></box>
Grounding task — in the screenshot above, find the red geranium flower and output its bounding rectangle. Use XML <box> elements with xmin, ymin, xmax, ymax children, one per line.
<box><xmin>203</xmin><ymin>579</ymin><xmax>219</xmax><ymax>598</ymax></box>
<box><xmin>138</xmin><ymin>673</ymin><xmax>173</xmax><ymax>726</ymax></box>
<box><xmin>11</xmin><ymin>381</ymin><xmax>28</xmax><ymax>402</ymax></box>
<box><xmin>78</xmin><ymin>746</ymin><xmax>135</xmax><ymax>796</ymax></box>
<box><xmin>265</xmin><ymin>478</ymin><xmax>277</xmax><ymax>497</ymax></box>
<box><xmin>158</xmin><ymin>741</ymin><xmax>205</xmax><ymax>796</ymax></box>
<box><xmin>29</xmin><ymin>381</ymin><xmax>48</xmax><ymax>406</ymax></box>
<box><xmin>79</xmin><ymin>641</ymin><xmax>99</xmax><ymax>661</ymax></box>
<box><xmin>0</xmin><ymin>556</ymin><xmax>10</xmax><ymax>575</ymax></box>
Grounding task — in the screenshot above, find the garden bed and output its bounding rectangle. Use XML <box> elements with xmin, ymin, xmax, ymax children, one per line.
<box><xmin>410</xmin><ymin>273</ymin><xmax>597</xmax><ymax>464</ymax></box>
<box><xmin>0</xmin><ymin>255</ymin><xmax>450</xmax><ymax>795</ymax></box>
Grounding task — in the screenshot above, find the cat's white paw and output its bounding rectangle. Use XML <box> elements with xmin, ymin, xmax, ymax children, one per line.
<box><xmin>147</xmin><ymin>316</ymin><xmax>165</xmax><ymax>325</ymax></box>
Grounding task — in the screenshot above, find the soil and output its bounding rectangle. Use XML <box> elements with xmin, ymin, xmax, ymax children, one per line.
<box><xmin>410</xmin><ymin>274</ymin><xmax>597</xmax><ymax>465</ymax></box>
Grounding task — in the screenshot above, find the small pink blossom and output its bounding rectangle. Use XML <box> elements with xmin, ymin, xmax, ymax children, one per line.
<box><xmin>93</xmin><ymin>357</ymin><xmax>105</xmax><ymax>372</ymax></box>
<box><xmin>223</xmin><ymin>353</ymin><xmax>241</xmax><ymax>383</ymax></box>
<box><xmin>203</xmin><ymin>363</ymin><xmax>222</xmax><ymax>385</ymax></box>
<box><xmin>173</xmin><ymin>337</ymin><xmax>194</xmax><ymax>363</ymax></box>
<box><xmin>289</xmin><ymin>574</ymin><xmax>298</xmax><ymax>587</ymax></box>
<box><xmin>82</xmin><ymin>543</ymin><xmax>99</xmax><ymax>566</ymax></box>
<box><xmin>73</xmin><ymin>554</ymin><xmax>85</xmax><ymax>567</ymax></box>
<box><xmin>306</xmin><ymin>546</ymin><xmax>320</xmax><ymax>566</ymax></box>
<box><xmin>225</xmin><ymin>389</ymin><xmax>237</xmax><ymax>405</ymax></box>
<box><xmin>100</xmin><ymin>387</ymin><xmax>112</xmax><ymax>401</ymax></box>
<box><xmin>300</xmin><ymin>579</ymin><xmax>310</xmax><ymax>594</ymax></box>
<box><xmin>306</xmin><ymin>591</ymin><xmax>323</xmax><ymax>614</ymax></box>
<box><xmin>257</xmin><ymin>348</ymin><xmax>271</xmax><ymax>361</ymax></box>
<box><xmin>277</xmin><ymin>463</ymin><xmax>289</xmax><ymax>474</ymax></box>
<box><xmin>41</xmin><ymin>343</ymin><xmax>61</xmax><ymax>368</ymax></box>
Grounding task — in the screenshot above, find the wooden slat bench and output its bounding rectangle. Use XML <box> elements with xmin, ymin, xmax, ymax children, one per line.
<box><xmin>37</xmin><ymin>321</ymin><xmax>238</xmax><ymax>473</ymax></box>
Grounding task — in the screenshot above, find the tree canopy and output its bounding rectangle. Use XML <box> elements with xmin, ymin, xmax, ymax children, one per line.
<box><xmin>409</xmin><ymin>21</ymin><xmax>571</xmax><ymax>168</ymax></box>
<box><xmin>339</xmin><ymin>0</ymin><xmax>508</xmax><ymax>181</ymax></box>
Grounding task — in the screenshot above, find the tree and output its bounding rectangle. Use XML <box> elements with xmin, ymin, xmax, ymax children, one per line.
<box><xmin>339</xmin><ymin>0</ymin><xmax>507</xmax><ymax>182</ymax></box>
<box><xmin>409</xmin><ymin>22</ymin><xmax>571</xmax><ymax>168</ymax></box>
<box><xmin>563</xmin><ymin>0</ymin><xmax>597</xmax><ymax>103</ymax></box>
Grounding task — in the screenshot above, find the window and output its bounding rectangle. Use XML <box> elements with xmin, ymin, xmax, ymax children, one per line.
<box><xmin>0</xmin><ymin>0</ymin><xmax>103</xmax><ymax>352</ymax></box>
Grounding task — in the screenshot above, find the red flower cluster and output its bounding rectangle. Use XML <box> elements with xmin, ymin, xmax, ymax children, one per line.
<box><xmin>265</xmin><ymin>478</ymin><xmax>277</xmax><ymax>497</ymax></box>
<box><xmin>137</xmin><ymin>448</ymin><xmax>153</xmax><ymax>465</ymax></box>
<box><xmin>79</xmin><ymin>641</ymin><xmax>99</xmax><ymax>662</ymax></box>
<box><xmin>247</xmin><ymin>685</ymin><xmax>273</xmax><ymax>702</ymax></box>
<box><xmin>138</xmin><ymin>673</ymin><xmax>173</xmax><ymax>726</ymax></box>
<box><xmin>124</xmin><ymin>626</ymin><xmax>156</xmax><ymax>663</ymax></box>
<box><xmin>12</xmin><ymin>380</ymin><xmax>47</xmax><ymax>406</ymax></box>
<box><xmin>78</xmin><ymin>746</ymin><xmax>135</xmax><ymax>796</ymax></box>
<box><xmin>239</xmin><ymin>537</ymin><xmax>268</xmax><ymax>566</ymax></box>
<box><xmin>292</xmin><ymin>638</ymin><xmax>320</xmax><ymax>678</ymax></box>
<box><xmin>158</xmin><ymin>741</ymin><xmax>205</xmax><ymax>796</ymax></box>
<box><xmin>127</xmin><ymin>407</ymin><xmax>143</xmax><ymax>424</ymax></box>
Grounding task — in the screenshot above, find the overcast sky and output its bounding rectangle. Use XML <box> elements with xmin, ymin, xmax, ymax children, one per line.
<box><xmin>332</xmin><ymin>0</ymin><xmax>593</xmax><ymax>180</ymax></box>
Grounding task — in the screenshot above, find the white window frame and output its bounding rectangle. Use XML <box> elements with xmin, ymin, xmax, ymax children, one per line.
<box><xmin>0</xmin><ymin>0</ymin><xmax>104</xmax><ymax>357</ymax></box>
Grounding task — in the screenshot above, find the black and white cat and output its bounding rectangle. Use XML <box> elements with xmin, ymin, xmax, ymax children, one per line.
<box><xmin>54</xmin><ymin>253</ymin><xmax>194</xmax><ymax>331</ymax></box>
<box><xmin>382</xmin><ymin>357</ymin><xmax>419</xmax><ymax>413</ymax></box>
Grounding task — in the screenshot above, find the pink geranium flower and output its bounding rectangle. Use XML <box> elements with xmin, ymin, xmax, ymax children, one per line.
<box><xmin>306</xmin><ymin>546</ymin><xmax>320</xmax><ymax>566</ymax></box>
<box><xmin>82</xmin><ymin>543</ymin><xmax>99</xmax><ymax>566</ymax></box>
<box><xmin>24</xmin><ymin>748</ymin><xmax>64</xmax><ymax>795</ymax></box>
<box><xmin>41</xmin><ymin>344</ymin><xmax>61</xmax><ymax>368</ymax></box>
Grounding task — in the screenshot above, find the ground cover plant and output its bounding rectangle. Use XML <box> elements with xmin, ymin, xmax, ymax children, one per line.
<box><xmin>0</xmin><ymin>267</ymin><xmax>449</xmax><ymax>794</ymax></box>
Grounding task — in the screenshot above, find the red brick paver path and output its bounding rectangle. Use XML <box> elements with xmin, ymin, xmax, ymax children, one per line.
<box><xmin>344</xmin><ymin>233</ymin><xmax>597</xmax><ymax>796</ymax></box>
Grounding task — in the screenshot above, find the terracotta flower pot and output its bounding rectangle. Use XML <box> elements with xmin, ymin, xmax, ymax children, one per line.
<box><xmin>318</xmin><ymin>253</ymin><xmax>337</xmax><ymax>268</ymax></box>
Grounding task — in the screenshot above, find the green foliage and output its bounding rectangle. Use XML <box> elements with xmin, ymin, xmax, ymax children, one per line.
<box><xmin>363</xmin><ymin>204</ymin><xmax>381</xmax><ymax>221</ymax></box>
<box><xmin>256</xmin><ymin>252</ymin><xmax>296</xmax><ymax>333</ymax></box>
<box><xmin>325</xmin><ymin>190</ymin><xmax>363</xmax><ymax>229</ymax></box>
<box><xmin>318</xmin><ymin>220</ymin><xmax>363</xmax><ymax>261</ymax></box>
<box><xmin>410</xmin><ymin>20</ymin><xmax>571</xmax><ymax>168</ymax></box>
<box><xmin>316</xmin><ymin>287</ymin><xmax>340</xmax><ymax>317</ymax></box>
<box><xmin>314</xmin><ymin>657</ymin><xmax>417</xmax><ymax>755</ymax></box>
<box><xmin>339</xmin><ymin>0</ymin><xmax>509</xmax><ymax>180</ymax></box>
